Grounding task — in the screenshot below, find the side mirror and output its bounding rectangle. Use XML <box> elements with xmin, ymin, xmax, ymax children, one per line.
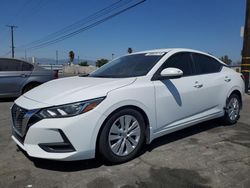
<box><xmin>160</xmin><ymin>68</ymin><xmax>183</xmax><ymax>79</ymax></box>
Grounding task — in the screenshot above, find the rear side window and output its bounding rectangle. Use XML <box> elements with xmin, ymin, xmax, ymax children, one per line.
<box><xmin>0</xmin><ymin>59</ymin><xmax>22</xmax><ymax>71</ymax></box>
<box><xmin>192</xmin><ymin>53</ymin><xmax>222</xmax><ymax>74</ymax></box>
<box><xmin>162</xmin><ymin>52</ymin><xmax>193</xmax><ymax>76</ymax></box>
<box><xmin>22</xmin><ymin>61</ymin><xmax>33</xmax><ymax>71</ymax></box>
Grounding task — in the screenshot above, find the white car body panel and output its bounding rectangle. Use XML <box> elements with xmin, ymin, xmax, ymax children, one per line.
<box><xmin>21</xmin><ymin>76</ymin><xmax>136</xmax><ymax>106</ymax></box>
<box><xmin>10</xmin><ymin>48</ymin><xmax>245</xmax><ymax>161</ymax></box>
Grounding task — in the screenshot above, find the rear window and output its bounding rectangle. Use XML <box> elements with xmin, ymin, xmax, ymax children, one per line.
<box><xmin>22</xmin><ymin>61</ymin><xmax>33</xmax><ymax>71</ymax></box>
<box><xmin>0</xmin><ymin>59</ymin><xmax>22</xmax><ymax>71</ymax></box>
<box><xmin>192</xmin><ymin>53</ymin><xmax>222</xmax><ymax>74</ymax></box>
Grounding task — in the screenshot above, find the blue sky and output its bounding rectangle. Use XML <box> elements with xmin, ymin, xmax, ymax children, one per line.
<box><xmin>0</xmin><ymin>0</ymin><xmax>246</xmax><ymax>62</ymax></box>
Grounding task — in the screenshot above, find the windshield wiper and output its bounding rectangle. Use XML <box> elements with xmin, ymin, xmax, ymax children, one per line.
<box><xmin>89</xmin><ymin>75</ymin><xmax>114</xmax><ymax>78</ymax></box>
<box><xmin>89</xmin><ymin>74</ymin><xmax>132</xmax><ymax>78</ymax></box>
<box><xmin>79</xmin><ymin>74</ymin><xmax>89</xmax><ymax>77</ymax></box>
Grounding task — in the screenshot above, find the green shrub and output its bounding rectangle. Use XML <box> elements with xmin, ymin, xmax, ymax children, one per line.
<box><xmin>79</xmin><ymin>61</ymin><xmax>89</xmax><ymax>66</ymax></box>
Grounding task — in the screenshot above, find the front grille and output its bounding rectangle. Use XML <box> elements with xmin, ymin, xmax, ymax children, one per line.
<box><xmin>11</xmin><ymin>104</ymin><xmax>28</xmax><ymax>137</ymax></box>
<box><xmin>11</xmin><ymin>104</ymin><xmax>40</xmax><ymax>140</ymax></box>
<box><xmin>12</xmin><ymin>129</ymin><xmax>25</xmax><ymax>144</ymax></box>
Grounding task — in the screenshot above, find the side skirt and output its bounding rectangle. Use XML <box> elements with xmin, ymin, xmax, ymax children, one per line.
<box><xmin>150</xmin><ymin>111</ymin><xmax>224</xmax><ymax>143</ymax></box>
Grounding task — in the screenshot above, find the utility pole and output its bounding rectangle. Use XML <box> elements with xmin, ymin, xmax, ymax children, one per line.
<box><xmin>56</xmin><ymin>50</ymin><xmax>58</xmax><ymax>64</ymax></box>
<box><xmin>6</xmin><ymin>25</ymin><xmax>17</xmax><ymax>58</ymax></box>
<box><xmin>25</xmin><ymin>49</ymin><xmax>27</xmax><ymax>60</ymax></box>
<box><xmin>241</xmin><ymin>0</ymin><xmax>250</xmax><ymax>93</ymax></box>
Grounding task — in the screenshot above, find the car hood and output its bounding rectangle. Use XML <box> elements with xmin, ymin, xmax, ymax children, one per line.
<box><xmin>17</xmin><ymin>76</ymin><xmax>136</xmax><ymax>108</ymax></box>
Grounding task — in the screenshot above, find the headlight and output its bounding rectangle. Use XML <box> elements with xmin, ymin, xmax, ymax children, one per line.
<box><xmin>38</xmin><ymin>97</ymin><xmax>105</xmax><ymax>118</ymax></box>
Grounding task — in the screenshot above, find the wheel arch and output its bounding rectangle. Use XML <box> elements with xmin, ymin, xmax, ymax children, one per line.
<box><xmin>95</xmin><ymin>105</ymin><xmax>151</xmax><ymax>157</ymax></box>
<box><xmin>22</xmin><ymin>81</ymin><xmax>41</xmax><ymax>94</ymax></box>
<box><xmin>227</xmin><ymin>89</ymin><xmax>243</xmax><ymax>109</ymax></box>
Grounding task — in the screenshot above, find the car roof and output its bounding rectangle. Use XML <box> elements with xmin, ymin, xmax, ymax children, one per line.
<box><xmin>0</xmin><ymin>57</ymin><xmax>31</xmax><ymax>63</ymax></box>
<box><xmin>131</xmin><ymin>48</ymin><xmax>227</xmax><ymax>65</ymax></box>
<box><xmin>132</xmin><ymin>48</ymin><xmax>210</xmax><ymax>54</ymax></box>
<box><xmin>0</xmin><ymin>57</ymin><xmax>47</xmax><ymax>69</ymax></box>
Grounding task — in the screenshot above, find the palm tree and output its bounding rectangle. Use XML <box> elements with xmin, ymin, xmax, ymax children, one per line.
<box><xmin>127</xmin><ymin>47</ymin><xmax>133</xmax><ymax>54</ymax></box>
<box><xmin>69</xmin><ymin>50</ymin><xmax>75</xmax><ymax>65</ymax></box>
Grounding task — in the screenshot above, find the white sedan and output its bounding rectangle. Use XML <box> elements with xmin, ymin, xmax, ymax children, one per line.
<box><xmin>11</xmin><ymin>48</ymin><xmax>245</xmax><ymax>163</ymax></box>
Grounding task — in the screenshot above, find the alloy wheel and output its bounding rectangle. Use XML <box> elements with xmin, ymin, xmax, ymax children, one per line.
<box><xmin>108</xmin><ymin>115</ymin><xmax>141</xmax><ymax>156</ymax></box>
<box><xmin>227</xmin><ymin>97</ymin><xmax>240</xmax><ymax>121</ymax></box>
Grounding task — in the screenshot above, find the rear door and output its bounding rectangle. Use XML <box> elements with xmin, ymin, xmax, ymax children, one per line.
<box><xmin>192</xmin><ymin>53</ymin><xmax>227</xmax><ymax>110</ymax></box>
<box><xmin>191</xmin><ymin>53</ymin><xmax>225</xmax><ymax>113</ymax></box>
<box><xmin>0</xmin><ymin>59</ymin><xmax>33</xmax><ymax>96</ymax></box>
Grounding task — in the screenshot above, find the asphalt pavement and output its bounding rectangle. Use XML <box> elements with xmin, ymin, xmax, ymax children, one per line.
<box><xmin>0</xmin><ymin>95</ymin><xmax>249</xmax><ymax>188</ymax></box>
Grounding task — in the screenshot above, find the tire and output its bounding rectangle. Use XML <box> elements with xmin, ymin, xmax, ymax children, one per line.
<box><xmin>98</xmin><ymin>108</ymin><xmax>146</xmax><ymax>164</ymax></box>
<box><xmin>22</xmin><ymin>83</ymin><xmax>39</xmax><ymax>94</ymax></box>
<box><xmin>221</xmin><ymin>94</ymin><xmax>241</xmax><ymax>125</ymax></box>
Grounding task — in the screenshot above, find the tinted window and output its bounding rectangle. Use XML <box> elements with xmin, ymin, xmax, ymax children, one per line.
<box><xmin>192</xmin><ymin>53</ymin><xmax>222</xmax><ymax>74</ymax></box>
<box><xmin>89</xmin><ymin>53</ymin><xmax>164</xmax><ymax>78</ymax></box>
<box><xmin>162</xmin><ymin>52</ymin><xmax>193</xmax><ymax>76</ymax></box>
<box><xmin>0</xmin><ymin>59</ymin><xmax>22</xmax><ymax>71</ymax></box>
<box><xmin>22</xmin><ymin>61</ymin><xmax>33</xmax><ymax>71</ymax></box>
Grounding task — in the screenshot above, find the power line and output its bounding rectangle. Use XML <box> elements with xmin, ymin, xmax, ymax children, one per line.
<box><xmin>0</xmin><ymin>0</ymin><xmax>48</xmax><ymax>53</ymax></box>
<box><xmin>18</xmin><ymin>0</ymin><xmax>49</xmax><ymax>24</ymax></box>
<box><xmin>0</xmin><ymin>0</ymin><xmax>32</xmax><ymax>41</ymax></box>
<box><xmin>10</xmin><ymin>0</ymin><xmax>33</xmax><ymax>25</ymax></box>
<box><xmin>1</xmin><ymin>51</ymin><xmax>11</xmax><ymax>57</ymax></box>
<box><xmin>24</xmin><ymin>0</ymin><xmax>146</xmax><ymax>51</ymax></box>
<box><xmin>18</xmin><ymin>0</ymin><xmax>132</xmax><ymax>49</ymax></box>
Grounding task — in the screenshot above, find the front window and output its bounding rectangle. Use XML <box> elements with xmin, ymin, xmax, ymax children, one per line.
<box><xmin>161</xmin><ymin>52</ymin><xmax>194</xmax><ymax>76</ymax></box>
<box><xmin>89</xmin><ymin>53</ymin><xmax>165</xmax><ymax>78</ymax></box>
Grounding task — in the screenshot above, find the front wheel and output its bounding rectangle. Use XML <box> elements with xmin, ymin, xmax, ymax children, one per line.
<box><xmin>98</xmin><ymin>108</ymin><xmax>145</xmax><ymax>164</ymax></box>
<box><xmin>221</xmin><ymin>94</ymin><xmax>241</xmax><ymax>125</ymax></box>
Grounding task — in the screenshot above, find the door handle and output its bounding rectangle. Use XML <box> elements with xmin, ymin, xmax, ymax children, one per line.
<box><xmin>194</xmin><ymin>81</ymin><xmax>203</xmax><ymax>88</ymax></box>
<box><xmin>224</xmin><ymin>76</ymin><xmax>231</xmax><ymax>82</ymax></box>
<box><xmin>20</xmin><ymin>74</ymin><xmax>28</xmax><ymax>78</ymax></box>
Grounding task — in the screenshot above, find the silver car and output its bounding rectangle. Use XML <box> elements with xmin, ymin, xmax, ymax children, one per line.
<box><xmin>0</xmin><ymin>58</ymin><xmax>57</xmax><ymax>98</ymax></box>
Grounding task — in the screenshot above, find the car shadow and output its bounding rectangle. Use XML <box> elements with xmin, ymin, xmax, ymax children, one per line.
<box><xmin>22</xmin><ymin>119</ymin><xmax>223</xmax><ymax>172</ymax></box>
<box><xmin>0</xmin><ymin>97</ymin><xmax>16</xmax><ymax>102</ymax></box>
<box><xmin>161</xmin><ymin>80</ymin><xmax>182</xmax><ymax>106</ymax></box>
<box><xmin>16</xmin><ymin>146</ymin><xmax>103</xmax><ymax>171</ymax></box>
<box><xmin>30</xmin><ymin>157</ymin><xmax>103</xmax><ymax>172</ymax></box>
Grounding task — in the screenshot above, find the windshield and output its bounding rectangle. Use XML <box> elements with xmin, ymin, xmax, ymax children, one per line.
<box><xmin>89</xmin><ymin>53</ymin><xmax>165</xmax><ymax>78</ymax></box>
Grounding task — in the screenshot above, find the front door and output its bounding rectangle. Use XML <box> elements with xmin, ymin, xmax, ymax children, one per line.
<box><xmin>153</xmin><ymin>52</ymin><xmax>205</xmax><ymax>131</ymax></box>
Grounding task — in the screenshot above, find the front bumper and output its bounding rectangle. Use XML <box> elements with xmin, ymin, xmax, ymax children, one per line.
<box><xmin>11</xmin><ymin>102</ymin><xmax>106</xmax><ymax>161</ymax></box>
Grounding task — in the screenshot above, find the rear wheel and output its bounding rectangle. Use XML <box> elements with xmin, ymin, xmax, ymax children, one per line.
<box><xmin>98</xmin><ymin>108</ymin><xmax>145</xmax><ymax>164</ymax></box>
<box><xmin>221</xmin><ymin>94</ymin><xmax>241</xmax><ymax>125</ymax></box>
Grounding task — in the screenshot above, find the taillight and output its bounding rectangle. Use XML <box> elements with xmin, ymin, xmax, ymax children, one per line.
<box><xmin>53</xmin><ymin>70</ymin><xmax>59</xmax><ymax>79</ymax></box>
